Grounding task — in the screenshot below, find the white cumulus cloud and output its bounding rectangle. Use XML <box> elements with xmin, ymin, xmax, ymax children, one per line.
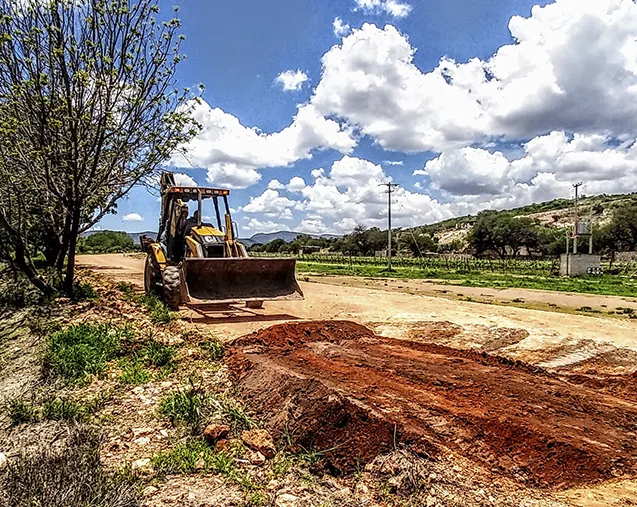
<box><xmin>354</xmin><ymin>0</ymin><xmax>412</xmax><ymax>18</ymax></box>
<box><xmin>122</xmin><ymin>213</ymin><xmax>143</xmax><ymax>222</ymax></box>
<box><xmin>333</xmin><ymin>17</ymin><xmax>351</xmax><ymax>37</ymax></box>
<box><xmin>275</xmin><ymin>69</ymin><xmax>309</xmax><ymax>92</ymax></box>
<box><xmin>173</xmin><ymin>173</ymin><xmax>197</xmax><ymax>187</ymax></box>
<box><xmin>171</xmin><ymin>100</ymin><xmax>355</xmax><ymax>189</ymax></box>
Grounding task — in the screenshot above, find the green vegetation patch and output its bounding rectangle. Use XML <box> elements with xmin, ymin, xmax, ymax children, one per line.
<box><xmin>117</xmin><ymin>283</ymin><xmax>174</xmax><ymax>325</ymax></box>
<box><xmin>7</xmin><ymin>393</ymin><xmax>109</xmax><ymax>425</ymax></box>
<box><xmin>118</xmin><ymin>358</ymin><xmax>150</xmax><ymax>385</ymax></box>
<box><xmin>160</xmin><ymin>385</ymin><xmax>207</xmax><ymax>427</ymax></box>
<box><xmin>43</xmin><ymin>323</ymin><xmax>131</xmax><ymax>384</ymax></box>
<box><xmin>297</xmin><ymin>262</ymin><xmax>637</xmax><ymax>299</ymax></box>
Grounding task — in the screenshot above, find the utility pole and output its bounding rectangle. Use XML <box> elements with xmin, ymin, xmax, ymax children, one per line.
<box><xmin>380</xmin><ymin>182</ymin><xmax>399</xmax><ymax>271</ymax></box>
<box><xmin>573</xmin><ymin>182</ymin><xmax>582</xmax><ymax>254</ymax></box>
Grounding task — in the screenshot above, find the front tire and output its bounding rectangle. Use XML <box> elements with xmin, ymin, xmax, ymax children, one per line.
<box><xmin>162</xmin><ymin>266</ymin><xmax>182</xmax><ymax>310</ymax></box>
<box><xmin>144</xmin><ymin>255</ymin><xmax>162</xmax><ymax>296</ymax></box>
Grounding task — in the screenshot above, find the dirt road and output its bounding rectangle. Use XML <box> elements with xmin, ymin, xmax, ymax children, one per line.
<box><xmin>78</xmin><ymin>254</ymin><xmax>637</xmax><ymax>373</ymax></box>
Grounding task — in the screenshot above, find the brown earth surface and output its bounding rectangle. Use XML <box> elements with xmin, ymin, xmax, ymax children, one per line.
<box><xmin>228</xmin><ymin>320</ymin><xmax>637</xmax><ymax>489</ymax></box>
<box><xmin>75</xmin><ymin>254</ymin><xmax>637</xmax><ymax>504</ymax></box>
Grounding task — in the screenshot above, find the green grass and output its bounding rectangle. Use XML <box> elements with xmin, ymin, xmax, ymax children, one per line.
<box><xmin>118</xmin><ymin>358</ymin><xmax>150</xmax><ymax>385</ymax></box>
<box><xmin>43</xmin><ymin>323</ymin><xmax>130</xmax><ymax>384</ymax></box>
<box><xmin>297</xmin><ymin>261</ymin><xmax>637</xmax><ymax>298</ymax></box>
<box><xmin>209</xmin><ymin>396</ymin><xmax>255</xmax><ymax>431</ymax></box>
<box><xmin>117</xmin><ymin>283</ymin><xmax>174</xmax><ymax>325</ymax></box>
<box><xmin>152</xmin><ymin>438</ymin><xmax>263</xmax><ymax>496</ymax></box>
<box><xmin>201</xmin><ymin>338</ymin><xmax>225</xmax><ymax>361</ymax></box>
<box><xmin>7</xmin><ymin>394</ymin><xmax>108</xmax><ymax>425</ymax></box>
<box><xmin>143</xmin><ymin>339</ymin><xmax>175</xmax><ymax>367</ymax></box>
<box><xmin>7</xmin><ymin>398</ymin><xmax>40</xmax><ymax>425</ymax></box>
<box><xmin>159</xmin><ymin>385</ymin><xmax>207</xmax><ymax>427</ymax></box>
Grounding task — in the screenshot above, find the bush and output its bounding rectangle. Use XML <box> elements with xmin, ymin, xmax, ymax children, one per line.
<box><xmin>70</xmin><ymin>281</ymin><xmax>98</xmax><ymax>302</ymax></box>
<box><xmin>0</xmin><ymin>276</ymin><xmax>47</xmax><ymax>309</ymax></box>
<box><xmin>142</xmin><ymin>295</ymin><xmax>174</xmax><ymax>325</ymax></box>
<box><xmin>0</xmin><ymin>426</ymin><xmax>138</xmax><ymax>507</ymax></box>
<box><xmin>43</xmin><ymin>323</ymin><xmax>130</xmax><ymax>384</ymax></box>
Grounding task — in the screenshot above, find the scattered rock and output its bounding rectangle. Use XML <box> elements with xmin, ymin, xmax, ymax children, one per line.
<box><xmin>143</xmin><ymin>485</ymin><xmax>158</xmax><ymax>496</ymax></box>
<box><xmin>134</xmin><ymin>436</ymin><xmax>150</xmax><ymax>446</ymax></box>
<box><xmin>426</xmin><ymin>495</ymin><xmax>437</xmax><ymax>507</ymax></box>
<box><xmin>275</xmin><ymin>493</ymin><xmax>299</xmax><ymax>507</ymax></box>
<box><xmin>241</xmin><ymin>429</ymin><xmax>276</xmax><ymax>458</ymax></box>
<box><xmin>0</xmin><ymin>453</ymin><xmax>7</xmax><ymax>471</ymax></box>
<box><xmin>216</xmin><ymin>439</ymin><xmax>229</xmax><ymax>451</ymax></box>
<box><xmin>203</xmin><ymin>423</ymin><xmax>230</xmax><ymax>444</ymax></box>
<box><xmin>195</xmin><ymin>457</ymin><xmax>206</xmax><ymax>471</ymax></box>
<box><xmin>132</xmin><ymin>458</ymin><xmax>151</xmax><ymax>472</ymax></box>
<box><xmin>248</xmin><ymin>449</ymin><xmax>266</xmax><ymax>465</ymax></box>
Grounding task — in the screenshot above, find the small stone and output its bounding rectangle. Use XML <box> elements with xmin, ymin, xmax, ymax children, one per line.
<box><xmin>216</xmin><ymin>439</ymin><xmax>229</xmax><ymax>451</ymax></box>
<box><xmin>0</xmin><ymin>453</ymin><xmax>7</xmax><ymax>471</ymax></box>
<box><xmin>133</xmin><ymin>386</ymin><xmax>144</xmax><ymax>394</ymax></box>
<box><xmin>388</xmin><ymin>476</ymin><xmax>401</xmax><ymax>491</ymax></box>
<box><xmin>203</xmin><ymin>423</ymin><xmax>230</xmax><ymax>444</ymax></box>
<box><xmin>160</xmin><ymin>429</ymin><xmax>169</xmax><ymax>437</ymax></box>
<box><xmin>426</xmin><ymin>495</ymin><xmax>437</xmax><ymax>507</ymax></box>
<box><xmin>134</xmin><ymin>437</ymin><xmax>150</xmax><ymax>446</ymax></box>
<box><xmin>143</xmin><ymin>486</ymin><xmax>158</xmax><ymax>496</ymax></box>
<box><xmin>248</xmin><ymin>450</ymin><xmax>266</xmax><ymax>465</ymax></box>
<box><xmin>132</xmin><ymin>458</ymin><xmax>151</xmax><ymax>471</ymax></box>
<box><xmin>160</xmin><ymin>381</ymin><xmax>172</xmax><ymax>388</ymax></box>
<box><xmin>195</xmin><ymin>458</ymin><xmax>205</xmax><ymax>471</ymax></box>
<box><xmin>275</xmin><ymin>493</ymin><xmax>299</xmax><ymax>507</ymax></box>
<box><xmin>241</xmin><ymin>429</ymin><xmax>276</xmax><ymax>458</ymax></box>
<box><xmin>428</xmin><ymin>472</ymin><xmax>438</xmax><ymax>481</ymax></box>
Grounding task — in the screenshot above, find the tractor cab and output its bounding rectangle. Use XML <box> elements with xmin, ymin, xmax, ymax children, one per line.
<box><xmin>157</xmin><ymin>173</ymin><xmax>244</xmax><ymax>262</ymax></box>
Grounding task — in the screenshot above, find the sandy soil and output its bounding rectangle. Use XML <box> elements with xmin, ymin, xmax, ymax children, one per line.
<box><xmin>77</xmin><ymin>254</ymin><xmax>637</xmax><ymax>370</ymax></box>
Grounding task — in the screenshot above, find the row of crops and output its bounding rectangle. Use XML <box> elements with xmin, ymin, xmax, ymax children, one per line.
<box><xmin>258</xmin><ymin>252</ymin><xmax>637</xmax><ymax>277</ymax></box>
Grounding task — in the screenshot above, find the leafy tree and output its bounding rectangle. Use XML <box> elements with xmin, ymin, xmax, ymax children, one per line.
<box><xmin>0</xmin><ymin>0</ymin><xmax>199</xmax><ymax>292</ymax></box>
<box><xmin>397</xmin><ymin>229</ymin><xmax>438</xmax><ymax>255</ymax></box>
<box><xmin>468</xmin><ymin>212</ymin><xmax>540</xmax><ymax>259</ymax></box>
<box><xmin>264</xmin><ymin>238</ymin><xmax>286</xmax><ymax>253</ymax></box>
<box><xmin>77</xmin><ymin>231</ymin><xmax>136</xmax><ymax>254</ymax></box>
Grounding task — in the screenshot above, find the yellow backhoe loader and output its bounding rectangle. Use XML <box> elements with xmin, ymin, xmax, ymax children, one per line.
<box><xmin>141</xmin><ymin>172</ymin><xmax>303</xmax><ymax>309</ymax></box>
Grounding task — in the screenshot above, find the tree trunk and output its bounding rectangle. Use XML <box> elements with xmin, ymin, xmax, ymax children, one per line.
<box><xmin>0</xmin><ymin>213</ymin><xmax>54</xmax><ymax>295</ymax></box>
<box><xmin>56</xmin><ymin>213</ymin><xmax>72</xmax><ymax>274</ymax></box>
<box><xmin>63</xmin><ymin>207</ymin><xmax>81</xmax><ymax>293</ymax></box>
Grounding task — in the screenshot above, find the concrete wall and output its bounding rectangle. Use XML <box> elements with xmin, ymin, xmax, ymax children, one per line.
<box><xmin>559</xmin><ymin>253</ymin><xmax>601</xmax><ymax>276</ymax></box>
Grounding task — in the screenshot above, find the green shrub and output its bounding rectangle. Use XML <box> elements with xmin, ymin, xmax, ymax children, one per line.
<box><xmin>119</xmin><ymin>358</ymin><xmax>150</xmax><ymax>385</ymax></box>
<box><xmin>160</xmin><ymin>385</ymin><xmax>206</xmax><ymax>427</ymax></box>
<box><xmin>43</xmin><ymin>323</ymin><xmax>129</xmax><ymax>384</ymax></box>
<box><xmin>7</xmin><ymin>398</ymin><xmax>39</xmax><ymax>425</ymax></box>
<box><xmin>41</xmin><ymin>395</ymin><xmax>106</xmax><ymax>421</ymax></box>
<box><xmin>70</xmin><ymin>281</ymin><xmax>98</xmax><ymax>302</ymax></box>
<box><xmin>144</xmin><ymin>339</ymin><xmax>175</xmax><ymax>367</ymax></box>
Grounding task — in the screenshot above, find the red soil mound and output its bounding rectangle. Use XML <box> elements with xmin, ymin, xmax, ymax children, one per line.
<box><xmin>227</xmin><ymin>320</ymin><xmax>637</xmax><ymax>488</ymax></box>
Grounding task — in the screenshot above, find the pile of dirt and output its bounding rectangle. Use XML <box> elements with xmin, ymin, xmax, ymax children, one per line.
<box><xmin>228</xmin><ymin>320</ymin><xmax>637</xmax><ymax>489</ymax></box>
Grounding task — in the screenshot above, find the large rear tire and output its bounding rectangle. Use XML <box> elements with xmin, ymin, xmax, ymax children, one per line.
<box><xmin>162</xmin><ymin>266</ymin><xmax>182</xmax><ymax>310</ymax></box>
<box><xmin>144</xmin><ymin>255</ymin><xmax>162</xmax><ymax>296</ymax></box>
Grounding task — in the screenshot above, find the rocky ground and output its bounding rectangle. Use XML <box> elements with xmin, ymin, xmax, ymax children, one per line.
<box><xmin>2</xmin><ymin>268</ymin><xmax>637</xmax><ymax>506</ymax></box>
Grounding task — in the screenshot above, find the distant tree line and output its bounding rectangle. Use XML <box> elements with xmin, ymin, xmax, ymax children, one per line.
<box><xmin>249</xmin><ymin>201</ymin><xmax>637</xmax><ymax>260</ymax></box>
<box><xmin>77</xmin><ymin>232</ymin><xmax>138</xmax><ymax>255</ymax></box>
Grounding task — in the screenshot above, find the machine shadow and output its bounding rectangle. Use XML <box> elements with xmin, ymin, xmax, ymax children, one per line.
<box><xmin>184</xmin><ymin>305</ymin><xmax>300</xmax><ymax>325</ymax></box>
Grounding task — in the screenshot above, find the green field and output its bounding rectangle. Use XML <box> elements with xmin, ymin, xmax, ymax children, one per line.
<box><xmin>296</xmin><ymin>261</ymin><xmax>637</xmax><ymax>299</ymax></box>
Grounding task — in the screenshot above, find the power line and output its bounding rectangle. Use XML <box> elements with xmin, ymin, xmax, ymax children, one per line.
<box><xmin>380</xmin><ymin>182</ymin><xmax>399</xmax><ymax>271</ymax></box>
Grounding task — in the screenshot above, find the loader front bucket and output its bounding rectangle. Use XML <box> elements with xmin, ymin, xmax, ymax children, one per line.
<box><xmin>183</xmin><ymin>257</ymin><xmax>304</xmax><ymax>304</ymax></box>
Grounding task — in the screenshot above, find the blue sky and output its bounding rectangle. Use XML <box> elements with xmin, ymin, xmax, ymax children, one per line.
<box><xmin>103</xmin><ymin>0</ymin><xmax>637</xmax><ymax>236</ymax></box>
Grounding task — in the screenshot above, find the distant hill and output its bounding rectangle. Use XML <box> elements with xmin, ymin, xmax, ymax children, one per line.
<box><xmin>245</xmin><ymin>231</ymin><xmax>339</xmax><ymax>246</ymax></box>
